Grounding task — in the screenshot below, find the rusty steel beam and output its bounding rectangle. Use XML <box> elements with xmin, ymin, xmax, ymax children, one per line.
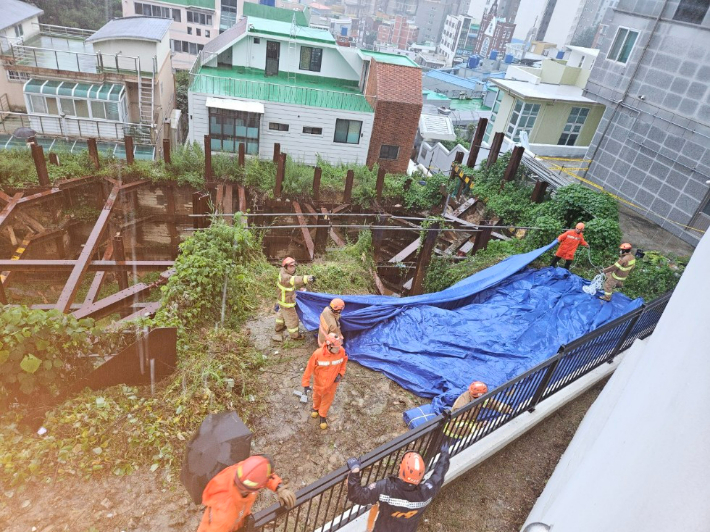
<box><xmin>0</xmin><ymin>192</ymin><xmax>23</xmax><ymax>232</ymax></box>
<box><xmin>55</xmin><ymin>186</ymin><xmax>121</xmax><ymax>313</ymax></box>
<box><xmin>322</xmin><ymin>207</ymin><xmax>345</xmax><ymax>247</ymax></box>
<box><xmin>118</xmin><ymin>301</ymin><xmax>162</xmax><ymax>322</ymax></box>
<box><xmin>466</xmin><ymin>118</ymin><xmax>488</xmax><ymax>168</ymax></box>
<box><xmin>293</xmin><ymin>201</ymin><xmax>315</xmax><ymax>260</ymax></box>
<box><xmin>410</xmin><ymin>222</ymin><xmax>440</xmax><ymax>296</ymax></box>
<box><xmin>82</xmin><ymin>241</ymin><xmax>114</xmax><ymax>307</ymax></box>
<box><xmin>0</xmin><ymin>260</ymin><xmax>174</xmax><ymax>272</ymax></box>
<box><xmin>237</xmin><ymin>185</ymin><xmax>246</xmax><ymax>213</ymax></box>
<box><xmin>125</xmin><ymin>135</ymin><xmax>135</xmax><ymax>165</ymax></box>
<box><xmin>313</xmin><ymin>167</ymin><xmax>322</xmax><ymax>202</ymax></box>
<box><xmin>71</xmin><ymin>275</ymin><xmax>169</xmax><ymax>321</ymax></box>
<box><xmin>1</xmin><ymin>235</ymin><xmax>33</xmax><ymax>288</ymax></box>
<box><xmin>343</xmin><ymin>170</ymin><xmax>354</xmax><ymax>203</ymax></box>
<box><xmin>31</xmin><ymin>302</ymin><xmax>152</xmax><ymax>311</ymax></box>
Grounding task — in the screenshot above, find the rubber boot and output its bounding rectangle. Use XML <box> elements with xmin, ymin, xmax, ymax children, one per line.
<box><xmin>311</xmin><ymin>408</ymin><xmax>318</xmax><ymax>418</ymax></box>
<box><xmin>319</xmin><ymin>416</ymin><xmax>328</xmax><ymax>430</ymax></box>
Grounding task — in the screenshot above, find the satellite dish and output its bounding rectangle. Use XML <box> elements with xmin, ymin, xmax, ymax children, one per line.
<box><xmin>519</xmin><ymin>130</ymin><xmax>530</xmax><ymax>150</ymax></box>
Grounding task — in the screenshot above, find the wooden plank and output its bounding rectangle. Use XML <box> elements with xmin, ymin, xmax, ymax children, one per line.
<box><xmin>444</xmin><ymin>213</ymin><xmax>478</xmax><ymax>229</ymax></box>
<box><xmin>390</xmin><ymin>216</ymin><xmax>420</xmax><ymax>229</ymax></box>
<box><xmin>492</xmin><ymin>231</ymin><xmax>510</xmax><ymax>241</ymax></box>
<box><xmin>237</xmin><ymin>185</ymin><xmax>246</xmax><ymax>212</ymax></box>
<box><xmin>388</xmin><ymin>238</ymin><xmax>420</xmax><ymax>264</ymax></box>
<box><xmin>444</xmin><ymin>234</ymin><xmax>473</xmax><ymax>255</ymax></box>
<box><xmin>1</xmin><ymin>235</ymin><xmax>33</xmax><ymax>285</ymax></box>
<box><xmin>223</xmin><ymin>184</ymin><xmax>233</xmax><ymax>226</ymax></box>
<box><xmin>321</xmin><ymin>207</ymin><xmax>345</xmax><ymax>247</ymax></box>
<box><xmin>451</xmin><ymin>197</ymin><xmax>476</xmax><ymax>218</ymax></box>
<box><xmin>371</xmin><ymin>268</ymin><xmax>386</xmax><ymax>295</ymax></box>
<box><xmin>16</xmin><ymin>212</ymin><xmax>46</xmax><ymax>233</ymax></box>
<box><xmin>332</xmin><ymin>203</ymin><xmax>350</xmax><ymax>214</ymax></box>
<box><xmin>292</xmin><ymin>201</ymin><xmax>315</xmax><ymax>260</ymax></box>
<box><xmin>402</xmin><ymin>278</ymin><xmax>413</xmax><ymax>290</ymax></box>
<box><xmin>0</xmin><ymin>191</ymin><xmax>12</xmax><ymax>203</ymax></box>
<box><xmin>7</xmin><ymin>226</ymin><xmax>18</xmax><ymax>247</ymax></box>
<box><xmin>304</xmin><ymin>203</ymin><xmax>319</xmax><ymax>223</ymax></box>
<box><xmin>56</xmin><ymin>186</ymin><xmax>121</xmax><ymax>313</ymax></box>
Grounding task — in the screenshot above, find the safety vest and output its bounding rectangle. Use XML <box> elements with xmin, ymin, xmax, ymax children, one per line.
<box><xmin>277</xmin><ymin>274</ymin><xmax>297</xmax><ymax>308</ymax></box>
<box><xmin>611</xmin><ymin>255</ymin><xmax>636</xmax><ymax>281</ymax></box>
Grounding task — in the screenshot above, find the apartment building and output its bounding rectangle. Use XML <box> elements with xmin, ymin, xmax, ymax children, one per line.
<box><xmin>583</xmin><ymin>0</ymin><xmax>710</xmax><ymax>245</ymax></box>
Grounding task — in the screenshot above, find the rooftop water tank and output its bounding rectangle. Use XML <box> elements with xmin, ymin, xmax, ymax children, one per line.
<box><xmin>556</xmin><ymin>50</ymin><xmax>565</xmax><ymax>59</ymax></box>
<box><xmin>489</xmin><ymin>50</ymin><xmax>498</xmax><ymax>60</ymax></box>
<box><xmin>504</xmin><ymin>53</ymin><xmax>514</xmax><ymax>64</ymax></box>
<box><xmin>341</xmin><ymin>26</ymin><xmax>348</xmax><ymax>36</ymax></box>
<box><xmin>467</xmin><ymin>55</ymin><xmax>480</xmax><ymax>69</ymax></box>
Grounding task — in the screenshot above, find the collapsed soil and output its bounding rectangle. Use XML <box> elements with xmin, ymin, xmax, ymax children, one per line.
<box><xmin>0</xmin><ymin>314</ymin><xmax>604</xmax><ymax>532</ymax></box>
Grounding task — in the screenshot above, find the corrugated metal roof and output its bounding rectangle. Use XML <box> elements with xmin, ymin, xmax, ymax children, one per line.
<box><xmin>204</xmin><ymin>17</ymin><xmax>247</xmax><ymax>54</ymax></box>
<box><xmin>86</xmin><ymin>17</ymin><xmax>172</xmax><ymax>43</ymax></box>
<box><xmin>425</xmin><ymin>70</ymin><xmax>485</xmax><ymax>90</ymax></box>
<box><xmin>3</xmin><ymin>0</ymin><xmax>43</xmax><ymax>31</ymax></box>
<box><xmin>361</xmin><ymin>50</ymin><xmax>419</xmax><ymax>68</ymax></box>
<box><xmin>242</xmin><ymin>3</ymin><xmax>310</xmax><ymax>26</ymax></box>
<box><xmin>247</xmin><ymin>17</ymin><xmax>335</xmax><ymax>44</ymax></box>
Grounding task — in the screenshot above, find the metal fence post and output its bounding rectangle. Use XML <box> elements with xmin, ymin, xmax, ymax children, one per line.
<box><xmin>422</xmin><ymin>412</ymin><xmax>449</xmax><ymax>466</ymax></box>
<box><xmin>606</xmin><ymin>308</ymin><xmax>644</xmax><ymax>363</ymax></box>
<box><xmin>527</xmin><ymin>351</ymin><xmax>563</xmax><ymax>412</ymax></box>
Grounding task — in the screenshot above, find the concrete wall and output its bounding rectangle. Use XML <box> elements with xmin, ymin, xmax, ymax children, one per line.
<box><xmin>583</xmin><ymin>0</ymin><xmax>710</xmax><ymax>246</ymax></box>
<box><xmin>542</xmin><ymin>0</ymin><xmax>585</xmax><ymax>46</ymax></box>
<box><xmin>231</xmin><ymin>36</ymin><xmax>361</xmax><ymax>81</ymax></box>
<box><xmin>93</xmin><ymin>39</ymin><xmax>159</xmax><ymax>73</ymax></box>
<box><xmin>511</xmin><ymin>0</ymin><xmax>548</xmax><ymax>41</ymax></box>
<box><xmin>189</xmin><ymin>91</ymin><xmax>374</xmax><ymax>165</ymax></box>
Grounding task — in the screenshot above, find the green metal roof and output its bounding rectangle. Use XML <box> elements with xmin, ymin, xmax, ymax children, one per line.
<box><xmin>247</xmin><ymin>17</ymin><xmax>335</xmax><ymax>44</ymax></box>
<box><xmin>153</xmin><ymin>0</ymin><xmax>214</xmax><ymax>9</ymax></box>
<box><xmin>243</xmin><ymin>3</ymin><xmax>310</xmax><ymax>26</ymax></box>
<box><xmin>360</xmin><ymin>50</ymin><xmax>419</xmax><ymax>68</ymax></box>
<box><xmin>192</xmin><ymin>66</ymin><xmax>372</xmax><ymax>113</ymax></box>
<box><xmin>423</xmin><ymin>90</ymin><xmax>450</xmax><ymax>101</ymax></box>
<box><xmin>24</xmin><ymin>79</ymin><xmax>125</xmax><ymax>101</ymax></box>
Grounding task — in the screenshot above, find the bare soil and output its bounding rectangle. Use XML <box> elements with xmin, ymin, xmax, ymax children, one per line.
<box><xmin>0</xmin><ymin>314</ymin><xmax>604</xmax><ymax>532</ymax></box>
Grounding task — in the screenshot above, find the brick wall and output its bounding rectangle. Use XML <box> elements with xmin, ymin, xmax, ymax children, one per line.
<box><xmin>365</xmin><ymin>60</ymin><xmax>422</xmax><ymax>174</ymax></box>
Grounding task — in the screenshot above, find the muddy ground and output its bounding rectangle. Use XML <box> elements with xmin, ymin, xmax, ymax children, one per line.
<box><xmin>0</xmin><ymin>314</ymin><xmax>603</xmax><ymax>532</ymax></box>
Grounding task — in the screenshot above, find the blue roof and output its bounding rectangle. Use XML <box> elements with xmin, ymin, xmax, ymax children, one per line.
<box><xmin>425</xmin><ymin>70</ymin><xmax>484</xmax><ymax>90</ymax></box>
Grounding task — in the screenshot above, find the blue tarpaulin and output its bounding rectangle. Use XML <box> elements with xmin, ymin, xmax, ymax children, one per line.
<box><xmin>297</xmin><ymin>241</ymin><xmax>642</xmax><ymax>411</ymax></box>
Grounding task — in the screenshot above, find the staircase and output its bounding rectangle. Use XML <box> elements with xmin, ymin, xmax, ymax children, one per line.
<box><xmin>135</xmin><ymin>57</ymin><xmax>155</xmax><ymax>145</ymax></box>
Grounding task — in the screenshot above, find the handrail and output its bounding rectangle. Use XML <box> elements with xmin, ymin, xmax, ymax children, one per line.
<box><xmin>9</xmin><ymin>44</ymin><xmax>143</xmax><ymax>76</ymax></box>
<box><xmin>249</xmin><ymin>290</ymin><xmax>673</xmax><ymax>531</ymax></box>
<box><xmin>37</xmin><ymin>23</ymin><xmax>95</xmax><ymax>39</ymax></box>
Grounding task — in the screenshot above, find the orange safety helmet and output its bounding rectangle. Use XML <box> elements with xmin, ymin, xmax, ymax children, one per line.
<box><xmin>398</xmin><ymin>451</ymin><xmax>426</xmax><ymax>485</ymax></box>
<box><xmin>282</xmin><ymin>257</ymin><xmax>297</xmax><ymax>267</ymax></box>
<box><xmin>234</xmin><ymin>455</ymin><xmax>274</xmax><ymax>493</ymax></box>
<box><xmin>330</xmin><ymin>298</ymin><xmax>345</xmax><ymax>311</ymax></box>
<box><xmin>325</xmin><ymin>333</ymin><xmax>343</xmax><ymax>348</ymax></box>
<box><xmin>468</xmin><ymin>381</ymin><xmax>488</xmax><ymax>398</ymax></box>
<box><xmin>620</xmin><ymin>243</ymin><xmax>632</xmax><ymax>251</ymax></box>
<box><xmin>575</xmin><ymin>222</ymin><xmax>585</xmax><ymax>231</ymax></box>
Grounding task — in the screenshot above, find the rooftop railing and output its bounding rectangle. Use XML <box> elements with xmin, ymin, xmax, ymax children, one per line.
<box><xmin>36</xmin><ymin>23</ymin><xmax>96</xmax><ymax>39</ymax></box>
<box><xmin>246</xmin><ymin>291</ymin><xmax>672</xmax><ymax>532</ymax></box>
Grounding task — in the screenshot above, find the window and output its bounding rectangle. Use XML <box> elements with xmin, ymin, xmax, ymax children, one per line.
<box><xmin>7</xmin><ymin>70</ymin><xmax>30</xmax><ymax>82</ymax></box>
<box><xmin>303</xmin><ymin>126</ymin><xmax>322</xmax><ymax>135</ymax></box>
<box><xmin>14</xmin><ymin>24</ymin><xmax>23</xmax><ymax>37</ymax></box>
<box><xmin>209</xmin><ymin>107</ymin><xmax>260</xmax><ymax>154</ymax></box>
<box><xmin>379</xmin><ymin>145</ymin><xmax>399</xmax><ymax>159</ymax></box>
<box><xmin>206</xmin><ymin>30</ymin><xmax>211</xmax><ymax>38</ymax></box>
<box><xmin>187</xmin><ymin>27</ymin><xmax>193</xmax><ymax>35</ymax></box>
<box><xmin>674</xmin><ymin>0</ymin><xmax>710</xmax><ymax>24</ymax></box>
<box><xmin>299</xmin><ymin>46</ymin><xmax>323</xmax><ymax>72</ymax></box>
<box><xmin>59</xmin><ymin>98</ymin><xmax>76</xmax><ymax>116</ymax></box>
<box><xmin>506</xmin><ymin>100</ymin><xmax>540</xmax><ymax>142</ymax></box>
<box><xmin>334</xmin><ymin>119</ymin><xmax>362</xmax><ymax>144</ymax></box>
<box><xmin>91</xmin><ymin>101</ymin><xmax>106</xmax><ymax>120</ymax></box>
<box><xmin>558</xmin><ymin>107</ymin><xmax>589</xmax><ymax>146</ymax></box>
<box><xmin>269</xmin><ymin>122</ymin><xmax>289</xmax><ymax>131</ymax></box>
<box><xmin>75</xmin><ymin>100</ymin><xmax>89</xmax><ymax>118</ymax></box>
<box><xmin>187</xmin><ymin>10</ymin><xmax>213</xmax><ymax>25</ymax></box>
<box><xmin>608</xmin><ymin>27</ymin><xmax>638</xmax><ymax>64</ymax></box>
<box><xmin>134</xmin><ymin>2</ymin><xmax>180</xmax><ymax>21</ymax></box>
<box><xmin>196</xmin><ymin>28</ymin><xmax>201</xmax><ymax>36</ymax></box>
<box><xmin>483</xmin><ymin>89</ymin><xmax>503</xmax><ymax>143</ymax></box>
<box><xmin>29</xmin><ymin>95</ymin><xmax>47</xmax><ymax>113</ymax></box>
<box><xmin>171</xmin><ymin>39</ymin><xmax>204</xmax><ymax>54</ymax></box>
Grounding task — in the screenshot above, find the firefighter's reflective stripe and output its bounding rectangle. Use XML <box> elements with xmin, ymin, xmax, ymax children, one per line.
<box><xmin>613</xmin><ymin>260</ymin><xmax>636</xmax><ymax>271</ymax></box>
<box><xmin>277</xmin><ymin>275</ymin><xmax>296</xmax><ymax>307</ymax></box>
<box><xmin>287</xmin><ymin>326</ymin><xmax>299</xmax><ymax>333</ymax></box>
<box><xmin>317</xmin><ymin>358</ymin><xmax>344</xmax><ymax>366</ymax></box>
<box><xmin>378</xmin><ymin>494</ymin><xmax>433</xmax><ymax>509</ymax></box>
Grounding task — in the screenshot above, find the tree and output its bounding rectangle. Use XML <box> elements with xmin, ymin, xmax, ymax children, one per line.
<box><xmin>32</xmin><ymin>0</ymin><xmax>122</xmax><ymax>31</ymax></box>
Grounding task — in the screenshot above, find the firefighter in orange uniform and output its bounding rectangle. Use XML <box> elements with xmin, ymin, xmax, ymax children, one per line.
<box><xmin>197</xmin><ymin>455</ymin><xmax>296</xmax><ymax>532</ymax></box>
<box><xmin>551</xmin><ymin>222</ymin><xmax>589</xmax><ymax>270</ymax></box>
<box><xmin>302</xmin><ymin>333</ymin><xmax>347</xmax><ymax>430</ymax></box>
<box><xmin>318</xmin><ymin>298</ymin><xmax>345</xmax><ymax>347</ymax></box>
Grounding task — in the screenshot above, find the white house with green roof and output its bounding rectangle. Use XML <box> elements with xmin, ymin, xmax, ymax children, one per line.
<box><xmin>188</xmin><ymin>8</ymin><xmax>422</xmax><ymax>168</ymax></box>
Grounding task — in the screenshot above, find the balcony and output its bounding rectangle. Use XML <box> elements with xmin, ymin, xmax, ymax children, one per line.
<box><xmin>1</xmin><ymin>24</ymin><xmax>152</xmax><ymax>77</ymax></box>
<box><xmin>190</xmin><ymin>65</ymin><xmax>374</xmax><ymax>113</ymax></box>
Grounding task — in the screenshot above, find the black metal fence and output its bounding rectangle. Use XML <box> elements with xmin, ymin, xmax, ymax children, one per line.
<box><xmin>249</xmin><ymin>291</ymin><xmax>673</xmax><ymax>532</ymax></box>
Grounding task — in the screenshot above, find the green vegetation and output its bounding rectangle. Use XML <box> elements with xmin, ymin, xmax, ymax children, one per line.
<box><xmin>32</xmin><ymin>0</ymin><xmax>121</xmax><ymax>31</ymax></box>
<box><xmin>423</xmin><ymin>154</ymin><xmax>688</xmax><ymax>300</ymax></box>
<box><xmin>0</xmin><ymin>146</ymin><xmax>449</xmax><ymax>212</ymax></box>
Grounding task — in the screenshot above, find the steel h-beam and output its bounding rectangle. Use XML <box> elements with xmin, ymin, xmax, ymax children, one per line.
<box><xmin>55</xmin><ymin>186</ymin><xmax>120</xmax><ymax>313</ymax></box>
<box><xmin>0</xmin><ymin>260</ymin><xmax>174</xmax><ymax>272</ymax></box>
<box><xmin>31</xmin><ymin>144</ymin><xmax>50</xmax><ymax>187</ymax></box>
<box><xmin>466</xmin><ymin>117</ymin><xmax>488</xmax><ymax>168</ymax></box>
<box><xmin>312</xmin><ymin>167</ymin><xmax>322</xmax><ymax>202</ymax></box>
<box><xmin>204</xmin><ymin>135</ymin><xmax>212</xmax><ymax>184</ymax></box>
<box><xmin>82</xmin><ymin>240</ymin><xmax>114</xmax><ymax>308</ymax></box>
<box><xmin>410</xmin><ymin>222</ymin><xmax>440</xmax><ymax>296</ymax></box>
<box><xmin>487</xmin><ymin>132</ymin><xmax>505</xmax><ymax>168</ymax></box>
<box><xmin>0</xmin><ymin>192</ymin><xmax>23</xmax><ymax>232</ymax></box>
<box><xmin>125</xmin><ymin>135</ymin><xmax>135</xmax><ymax>165</ymax></box>
<box><xmin>343</xmin><ymin>169</ymin><xmax>354</xmax><ymax>203</ymax></box>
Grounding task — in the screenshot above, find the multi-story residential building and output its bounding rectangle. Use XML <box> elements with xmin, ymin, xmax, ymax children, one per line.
<box><xmin>582</xmin><ymin>0</ymin><xmax>710</xmax><ymax>246</ymax></box>
<box><xmin>188</xmin><ymin>9</ymin><xmax>422</xmax><ymax>173</ymax></box>
<box><xmin>125</xmin><ymin>0</ymin><xmax>292</xmax><ymax>69</ymax></box>
<box><xmin>483</xmin><ymin>47</ymin><xmax>605</xmax><ymax>157</ymax></box>
<box><xmin>438</xmin><ymin>14</ymin><xmax>474</xmax><ymax>67</ymax></box>
<box><xmin>0</xmin><ymin>16</ymin><xmax>175</xmax><ymax>159</ymax></box>
<box><xmin>415</xmin><ymin>0</ymin><xmax>449</xmax><ymax>44</ymax></box>
<box><xmin>473</xmin><ymin>1</ymin><xmax>515</xmax><ymax>59</ymax></box>
<box><xmin>0</xmin><ymin>0</ymin><xmax>44</xmax><ymax>112</ymax></box>
<box><xmin>377</xmin><ymin>15</ymin><xmax>418</xmax><ymax>50</ymax></box>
